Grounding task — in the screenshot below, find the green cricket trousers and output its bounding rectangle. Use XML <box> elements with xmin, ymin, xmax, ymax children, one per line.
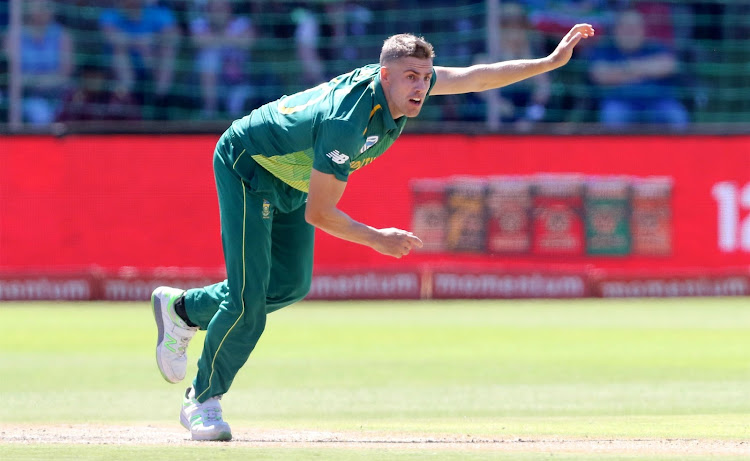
<box><xmin>183</xmin><ymin>128</ymin><xmax>314</xmax><ymax>403</ymax></box>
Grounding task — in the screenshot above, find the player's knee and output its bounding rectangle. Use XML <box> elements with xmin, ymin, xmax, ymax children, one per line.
<box><xmin>228</xmin><ymin>288</ymin><xmax>267</xmax><ymax>316</ymax></box>
<box><xmin>281</xmin><ymin>277</ymin><xmax>312</xmax><ymax>305</ymax></box>
<box><xmin>239</xmin><ymin>302</ymin><xmax>268</xmax><ymax>330</ymax></box>
<box><xmin>288</xmin><ymin>279</ymin><xmax>312</xmax><ymax>304</ymax></box>
<box><xmin>296</xmin><ymin>267</ymin><xmax>313</xmax><ymax>300</ymax></box>
<box><xmin>287</xmin><ymin>263</ymin><xmax>313</xmax><ymax>300</ymax></box>
<box><xmin>267</xmin><ymin>274</ymin><xmax>311</xmax><ymax>310</ymax></box>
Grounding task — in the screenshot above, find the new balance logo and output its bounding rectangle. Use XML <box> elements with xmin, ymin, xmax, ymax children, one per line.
<box><xmin>164</xmin><ymin>333</ymin><xmax>177</xmax><ymax>353</ymax></box>
<box><xmin>326</xmin><ymin>150</ymin><xmax>349</xmax><ymax>165</ymax></box>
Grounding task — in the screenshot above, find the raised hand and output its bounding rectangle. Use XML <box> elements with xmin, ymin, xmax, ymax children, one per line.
<box><xmin>548</xmin><ymin>24</ymin><xmax>595</xmax><ymax>69</ymax></box>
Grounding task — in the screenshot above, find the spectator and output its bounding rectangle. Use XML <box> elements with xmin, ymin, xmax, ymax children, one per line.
<box><xmin>99</xmin><ymin>0</ymin><xmax>179</xmax><ymax>119</ymax></box>
<box><xmin>322</xmin><ymin>1</ymin><xmax>375</xmax><ymax>68</ymax></box>
<box><xmin>521</xmin><ymin>0</ymin><xmax>610</xmax><ymax>40</ymax></box>
<box><xmin>3</xmin><ymin>0</ymin><xmax>73</xmax><ymax>125</ymax></box>
<box><xmin>608</xmin><ymin>0</ymin><xmax>685</xmax><ymax>47</ymax></box>
<box><xmin>589</xmin><ymin>9</ymin><xmax>688</xmax><ymax>130</ymax></box>
<box><xmin>292</xmin><ymin>4</ymin><xmax>325</xmax><ymax>87</ymax></box>
<box><xmin>56</xmin><ymin>63</ymin><xmax>141</xmax><ymax>122</ymax></box>
<box><xmin>190</xmin><ymin>0</ymin><xmax>256</xmax><ymax>118</ymax></box>
<box><xmin>466</xmin><ymin>3</ymin><xmax>551</xmax><ymax>130</ymax></box>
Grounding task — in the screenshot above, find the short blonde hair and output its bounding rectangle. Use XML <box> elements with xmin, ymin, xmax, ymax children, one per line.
<box><xmin>379</xmin><ymin>34</ymin><xmax>435</xmax><ymax>65</ymax></box>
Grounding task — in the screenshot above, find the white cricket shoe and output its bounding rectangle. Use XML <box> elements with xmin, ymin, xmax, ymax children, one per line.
<box><xmin>151</xmin><ymin>286</ymin><xmax>198</xmax><ymax>384</ymax></box>
<box><xmin>180</xmin><ymin>387</ymin><xmax>232</xmax><ymax>441</ymax></box>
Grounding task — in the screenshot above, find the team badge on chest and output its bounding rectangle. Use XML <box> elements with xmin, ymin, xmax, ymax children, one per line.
<box><xmin>359</xmin><ymin>135</ymin><xmax>379</xmax><ymax>153</ymax></box>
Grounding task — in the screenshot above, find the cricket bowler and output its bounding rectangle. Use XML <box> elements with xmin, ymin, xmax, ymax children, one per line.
<box><xmin>151</xmin><ymin>24</ymin><xmax>595</xmax><ymax>441</ymax></box>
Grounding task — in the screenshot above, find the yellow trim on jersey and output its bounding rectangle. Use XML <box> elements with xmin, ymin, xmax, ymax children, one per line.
<box><xmin>363</xmin><ymin>104</ymin><xmax>382</xmax><ymax>135</ymax></box>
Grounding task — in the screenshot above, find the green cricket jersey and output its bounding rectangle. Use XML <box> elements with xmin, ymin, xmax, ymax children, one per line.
<box><xmin>229</xmin><ymin>64</ymin><xmax>437</xmax><ymax>193</ymax></box>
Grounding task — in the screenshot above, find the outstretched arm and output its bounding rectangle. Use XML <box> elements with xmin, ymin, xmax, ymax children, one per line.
<box><xmin>305</xmin><ymin>169</ymin><xmax>423</xmax><ymax>258</ymax></box>
<box><xmin>431</xmin><ymin>24</ymin><xmax>595</xmax><ymax>96</ymax></box>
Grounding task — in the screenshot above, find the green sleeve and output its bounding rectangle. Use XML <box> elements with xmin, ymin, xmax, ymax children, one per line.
<box><xmin>312</xmin><ymin>119</ymin><xmax>361</xmax><ymax>182</ymax></box>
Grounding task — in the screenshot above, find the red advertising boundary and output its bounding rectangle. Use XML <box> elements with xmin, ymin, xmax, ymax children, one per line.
<box><xmin>2</xmin><ymin>134</ymin><xmax>749</xmax><ymax>299</ymax></box>
<box><xmin>2</xmin><ymin>265</ymin><xmax>748</xmax><ymax>300</ymax></box>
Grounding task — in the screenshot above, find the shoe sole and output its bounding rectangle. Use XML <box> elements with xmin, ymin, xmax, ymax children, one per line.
<box><xmin>191</xmin><ymin>430</ymin><xmax>232</xmax><ymax>442</ymax></box>
<box><xmin>152</xmin><ymin>288</ymin><xmax>180</xmax><ymax>384</ymax></box>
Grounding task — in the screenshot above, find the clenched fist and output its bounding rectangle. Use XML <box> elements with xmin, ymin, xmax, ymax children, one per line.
<box><xmin>372</xmin><ymin>228</ymin><xmax>424</xmax><ymax>258</ymax></box>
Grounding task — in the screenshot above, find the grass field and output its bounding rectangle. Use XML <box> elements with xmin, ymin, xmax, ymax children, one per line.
<box><xmin>1</xmin><ymin>297</ymin><xmax>749</xmax><ymax>460</ymax></box>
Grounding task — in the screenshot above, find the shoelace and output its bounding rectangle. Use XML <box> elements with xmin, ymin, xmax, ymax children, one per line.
<box><xmin>201</xmin><ymin>398</ymin><xmax>223</xmax><ymax>422</ymax></box>
<box><xmin>203</xmin><ymin>407</ymin><xmax>221</xmax><ymax>422</ymax></box>
<box><xmin>176</xmin><ymin>336</ymin><xmax>191</xmax><ymax>355</ymax></box>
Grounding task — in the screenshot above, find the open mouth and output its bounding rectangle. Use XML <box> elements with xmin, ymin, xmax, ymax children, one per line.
<box><xmin>409</xmin><ymin>97</ymin><xmax>422</xmax><ymax>106</ymax></box>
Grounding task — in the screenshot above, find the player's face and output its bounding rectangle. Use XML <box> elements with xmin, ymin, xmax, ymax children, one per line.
<box><xmin>381</xmin><ymin>57</ymin><xmax>433</xmax><ymax>119</ymax></box>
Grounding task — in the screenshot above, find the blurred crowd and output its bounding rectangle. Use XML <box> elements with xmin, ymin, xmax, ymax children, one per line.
<box><xmin>0</xmin><ymin>0</ymin><xmax>747</xmax><ymax>130</ymax></box>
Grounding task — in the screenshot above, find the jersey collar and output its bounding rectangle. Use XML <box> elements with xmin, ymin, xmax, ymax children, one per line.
<box><xmin>373</xmin><ymin>71</ymin><xmax>400</xmax><ymax>132</ymax></box>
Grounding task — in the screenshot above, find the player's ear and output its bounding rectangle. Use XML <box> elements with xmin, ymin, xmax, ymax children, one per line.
<box><xmin>380</xmin><ymin>65</ymin><xmax>390</xmax><ymax>83</ymax></box>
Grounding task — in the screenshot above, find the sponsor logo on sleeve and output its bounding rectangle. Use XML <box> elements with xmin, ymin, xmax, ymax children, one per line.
<box><xmin>326</xmin><ymin>150</ymin><xmax>350</xmax><ymax>165</ymax></box>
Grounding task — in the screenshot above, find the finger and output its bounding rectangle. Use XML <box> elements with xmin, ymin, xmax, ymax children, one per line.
<box><xmin>407</xmin><ymin>234</ymin><xmax>424</xmax><ymax>248</ymax></box>
<box><xmin>578</xmin><ymin>27</ymin><xmax>593</xmax><ymax>38</ymax></box>
<box><xmin>568</xmin><ymin>24</ymin><xmax>593</xmax><ymax>40</ymax></box>
<box><xmin>567</xmin><ymin>32</ymin><xmax>583</xmax><ymax>48</ymax></box>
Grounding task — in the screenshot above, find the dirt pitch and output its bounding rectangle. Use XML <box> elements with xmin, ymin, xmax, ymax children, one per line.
<box><xmin>1</xmin><ymin>424</ymin><xmax>748</xmax><ymax>456</ymax></box>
